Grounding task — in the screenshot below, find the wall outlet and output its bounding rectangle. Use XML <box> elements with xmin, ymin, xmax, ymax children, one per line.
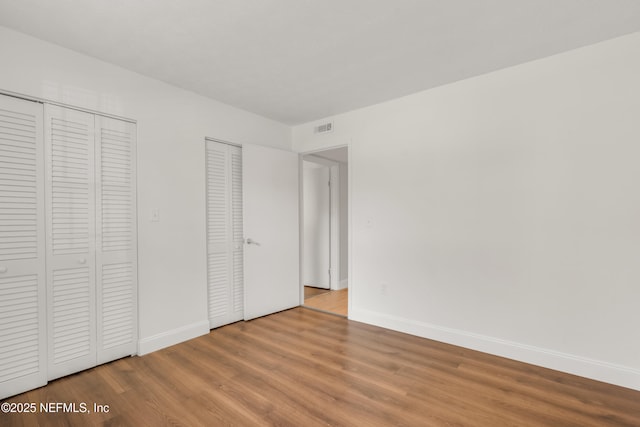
<box><xmin>150</xmin><ymin>208</ymin><xmax>160</xmax><ymax>222</ymax></box>
<box><xmin>380</xmin><ymin>283</ymin><xmax>388</xmax><ymax>295</ymax></box>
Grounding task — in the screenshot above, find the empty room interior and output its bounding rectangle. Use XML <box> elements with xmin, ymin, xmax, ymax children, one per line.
<box><xmin>1</xmin><ymin>1</ymin><xmax>640</xmax><ymax>425</ymax></box>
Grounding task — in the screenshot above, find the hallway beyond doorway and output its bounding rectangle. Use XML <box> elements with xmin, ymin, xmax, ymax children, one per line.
<box><xmin>304</xmin><ymin>286</ymin><xmax>348</xmax><ymax>316</ymax></box>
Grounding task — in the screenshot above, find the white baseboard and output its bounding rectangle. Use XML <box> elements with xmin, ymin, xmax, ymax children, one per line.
<box><xmin>338</xmin><ymin>279</ymin><xmax>348</xmax><ymax>290</ymax></box>
<box><xmin>138</xmin><ymin>320</ymin><xmax>210</xmax><ymax>356</ymax></box>
<box><xmin>350</xmin><ymin>307</ymin><xmax>640</xmax><ymax>392</ymax></box>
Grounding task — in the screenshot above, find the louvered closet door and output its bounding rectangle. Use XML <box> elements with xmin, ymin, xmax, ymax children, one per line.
<box><xmin>229</xmin><ymin>146</ymin><xmax>244</xmax><ymax>323</ymax></box>
<box><xmin>0</xmin><ymin>95</ymin><xmax>46</xmax><ymax>399</ymax></box>
<box><xmin>95</xmin><ymin>116</ymin><xmax>137</xmax><ymax>364</ymax></box>
<box><xmin>206</xmin><ymin>140</ymin><xmax>243</xmax><ymax>328</ymax></box>
<box><xmin>44</xmin><ymin>105</ymin><xmax>96</xmax><ymax>380</ymax></box>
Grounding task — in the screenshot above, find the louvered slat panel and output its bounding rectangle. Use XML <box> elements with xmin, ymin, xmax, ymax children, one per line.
<box><xmin>206</xmin><ymin>140</ymin><xmax>243</xmax><ymax>328</ymax></box>
<box><xmin>101</xmin><ymin>262</ymin><xmax>134</xmax><ymax>349</ymax></box>
<box><xmin>231</xmin><ymin>149</ymin><xmax>244</xmax><ymax>313</ymax></box>
<box><xmin>100</xmin><ymin>128</ymin><xmax>133</xmax><ymax>252</ymax></box>
<box><xmin>51</xmin><ymin>267</ymin><xmax>91</xmax><ymax>364</ymax></box>
<box><xmin>207</xmin><ymin>148</ymin><xmax>227</xmax><ymax>244</ymax></box>
<box><xmin>45</xmin><ymin>105</ymin><xmax>96</xmax><ymax>381</ymax></box>
<box><xmin>207</xmin><ymin>143</ymin><xmax>229</xmax><ymax>322</ymax></box>
<box><xmin>0</xmin><ymin>107</ymin><xmax>38</xmax><ymax>262</ymax></box>
<box><xmin>0</xmin><ymin>95</ymin><xmax>46</xmax><ymax>399</ymax></box>
<box><xmin>208</xmin><ymin>255</ymin><xmax>228</xmax><ymax>317</ymax></box>
<box><xmin>50</xmin><ymin>117</ymin><xmax>90</xmax><ymax>255</ymax></box>
<box><xmin>95</xmin><ymin>116</ymin><xmax>137</xmax><ymax>365</ymax></box>
<box><xmin>0</xmin><ymin>275</ymin><xmax>39</xmax><ymax>383</ymax></box>
<box><xmin>232</xmin><ymin>250</ymin><xmax>243</xmax><ymax>313</ymax></box>
<box><xmin>231</xmin><ymin>151</ymin><xmax>243</xmax><ymax>242</ymax></box>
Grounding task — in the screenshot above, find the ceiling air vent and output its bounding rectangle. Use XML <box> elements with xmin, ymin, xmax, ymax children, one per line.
<box><xmin>314</xmin><ymin>122</ymin><xmax>333</xmax><ymax>134</ymax></box>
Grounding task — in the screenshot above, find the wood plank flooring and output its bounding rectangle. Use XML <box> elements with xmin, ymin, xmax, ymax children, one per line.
<box><xmin>2</xmin><ymin>307</ymin><xmax>640</xmax><ymax>426</ymax></box>
<box><xmin>304</xmin><ymin>285</ymin><xmax>331</xmax><ymax>299</ymax></box>
<box><xmin>304</xmin><ymin>288</ymin><xmax>348</xmax><ymax>316</ymax></box>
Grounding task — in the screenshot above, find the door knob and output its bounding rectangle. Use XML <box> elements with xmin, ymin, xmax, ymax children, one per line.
<box><xmin>0</xmin><ymin>266</ymin><xmax>7</xmax><ymax>273</ymax></box>
<box><xmin>78</xmin><ymin>258</ymin><xmax>87</xmax><ymax>264</ymax></box>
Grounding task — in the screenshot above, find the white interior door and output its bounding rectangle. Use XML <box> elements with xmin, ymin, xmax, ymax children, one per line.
<box><xmin>243</xmin><ymin>143</ymin><xmax>299</xmax><ymax>320</ymax></box>
<box><xmin>0</xmin><ymin>94</ymin><xmax>47</xmax><ymax>399</ymax></box>
<box><xmin>95</xmin><ymin>115</ymin><xmax>137</xmax><ymax>364</ymax></box>
<box><xmin>206</xmin><ymin>140</ymin><xmax>244</xmax><ymax>328</ymax></box>
<box><xmin>45</xmin><ymin>105</ymin><xmax>97</xmax><ymax>380</ymax></box>
<box><xmin>303</xmin><ymin>162</ymin><xmax>330</xmax><ymax>288</ymax></box>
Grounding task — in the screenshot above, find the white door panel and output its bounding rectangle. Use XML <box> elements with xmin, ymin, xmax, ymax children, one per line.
<box><xmin>95</xmin><ymin>116</ymin><xmax>137</xmax><ymax>364</ymax></box>
<box><xmin>206</xmin><ymin>140</ymin><xmax>243</xmax><ymax>328</ymax></box>
<box><xmin>230</xmin><ymin>147</ymin><xmax>244</xmax><ymax>319</ymax></box>
<box><xmin>44</xmin><ymin>105</ymin><xmax>96</xmax><ymax>380</ymax></box>
<box><xmin>243</xmin><ymin>144</ymin><xmax>299</xmax><ymax>320</ymax></box>
<box><xmin>0</xmin><ymin>95</ymin><xmax>47</xmax><ymax>399</ymax></box>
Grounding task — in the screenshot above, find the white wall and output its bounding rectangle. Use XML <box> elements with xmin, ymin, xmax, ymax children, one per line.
<box><xmin>0</xmin><ymin>26</ymin><xmax>291</xmax><ymax>354</ymax></box>
<box><xmin>293</xmin><ymin>32</ymin><xmax>640</xmax><ymax>391</ymax></box>
<box><xmin>302</xmin><ymin>160</ymin><xmax>330</xmax><ymax>288</ymax></box>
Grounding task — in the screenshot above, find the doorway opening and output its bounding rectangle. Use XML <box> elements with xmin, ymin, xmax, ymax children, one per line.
<box><xmin>301</xmin><ymin>147</ymin><xmax>348</xmax><ymax>316</ymax></box>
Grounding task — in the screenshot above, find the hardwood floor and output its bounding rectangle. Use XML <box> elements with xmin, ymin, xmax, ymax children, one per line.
<box><xmin>3</xmin><ymin>307</ymin><xmax>640</xmax><ymax>426</ymax></box>
<box><xmin>304</xmin><ymin>288</ymin><xmax>348</xmax><ymax>316</ymax></box>
<box><xmin>304</xmin><ymin>285</ymin><xmax>331</xmax><ymax>299</ymax></box>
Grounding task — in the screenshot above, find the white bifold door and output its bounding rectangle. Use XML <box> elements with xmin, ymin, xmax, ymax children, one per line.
<box><xmin>0</xmin><ymin>97</ymin><xmax>137</xmax><ymax>399</ymax></box>
<box><xmin>94</xmin><ymin>115</ymin><xmax>138</xmax><ymax>366</ymax></box>
<box><xmin>45</xmin><ymin>106</ymin><xmax>96</xmax><ymax>380</ymax></box>
<box><xmin>0</xmin><ymin>95</ymin><xmax>47</xmax><ymax>399</ymax></box>
<box><xmin>45</xmin><ymin>105</ymin><xmax>137</xmax><ymax>380</ymax></box>
<box><xmin>206</xmin><ymin>140</ymin><xmax>299</xmax><ymax>328</ymax></box>
<box><xmin>206</xmin><ymin>140</ymin><xmax>244</xmax><ymax>328</ymax></box>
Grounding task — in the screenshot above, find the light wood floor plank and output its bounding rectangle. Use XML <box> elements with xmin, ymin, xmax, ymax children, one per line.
<box><xmin>304</xmin><ymin>286</ymin><xmax>331</xmax><ymax>299</ymax></box>
<box><xmin>2</xmin><ymin>307</ymin><xmax>639</xmax><ymax>426</ymax></box>
<box><xmin>304</xmin><ymin>288</ymin><xmax>348</xmax><ymax>316</ymax></box>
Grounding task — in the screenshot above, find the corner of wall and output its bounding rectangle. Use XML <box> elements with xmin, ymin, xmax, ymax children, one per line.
<box><xmin>138</xmin><ymin>320</ymin><xmax>210</xmax><ymax>356</ymax></box>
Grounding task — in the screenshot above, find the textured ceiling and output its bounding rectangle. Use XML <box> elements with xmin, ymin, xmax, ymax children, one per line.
<box><xmin>1</xmin><ymin>1</ymin><xmax>640</xmax><ymax>125</ymax></box>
